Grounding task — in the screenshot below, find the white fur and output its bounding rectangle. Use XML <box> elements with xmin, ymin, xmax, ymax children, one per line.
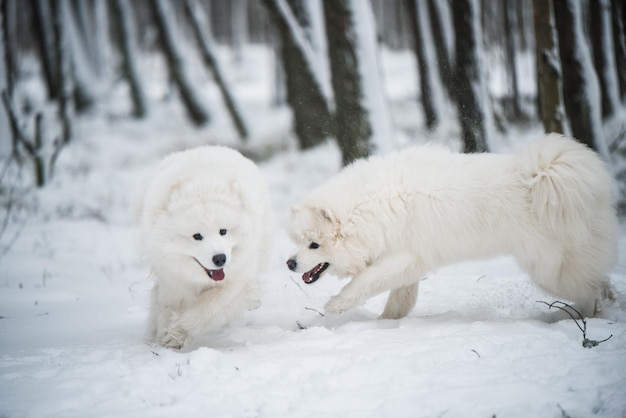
<box><xmin>137</xmin><ymin>146</ymin><xmax>272</xmax><ymax>348</ymax></box>
<box><xmin>287</xmin><ymin>134</ymin><xmax>618</xmax><ymax>319</ymax></box>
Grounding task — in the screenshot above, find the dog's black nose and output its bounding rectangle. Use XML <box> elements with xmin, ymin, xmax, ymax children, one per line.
<box><xmin>213</xmin><ymin>254</ymin><xmax>227</xmax><ymax>267</ymax></box>
<box><xmin>286</xmin><ymin>258</ymin><xmax>297</xmax><ymax>271</ymax></box>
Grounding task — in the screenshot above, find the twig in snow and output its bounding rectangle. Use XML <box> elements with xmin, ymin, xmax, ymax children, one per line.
<box><xmin>304</xmin><ymin>307</ymin><xmax>325</xmax><ymax>317</ymax></box>
<box><xmin>289</xmin><ymin>275</ymin><xmax>308</xmax><ymax>295</ymax></box>
<box><xmin>470</xmin><ymin>349</ymin><xmax>481</xmax><ymax>358</ymax></box>
<box><xmin>557</xmin><ymin>403</ymin><xmax>572</xmax><ymax>418</ymax></box>
<box><xmin>537</xmin><ymin>301</ymin><xmax>613</xmax><ymax>348</ymax></box>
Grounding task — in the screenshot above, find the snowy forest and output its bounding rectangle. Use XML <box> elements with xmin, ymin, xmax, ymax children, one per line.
<box><xmin>1</xmin><ymin>0</ymin><xmax>626</xmax><ymax>417</ymax></box>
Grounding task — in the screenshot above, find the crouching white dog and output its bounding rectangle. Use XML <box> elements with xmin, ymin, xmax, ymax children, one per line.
<box><xmin>137</xmin><ymin>146</ymin><xmax>272</xmax><ymax>348</ymax></box>
<box><xmin>287</xmin><ymin>134</ymin><xmax>617</xmax><ymax>319</ymax></box>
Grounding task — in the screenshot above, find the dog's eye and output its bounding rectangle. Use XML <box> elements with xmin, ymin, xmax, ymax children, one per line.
<box><xmin>192</xmin><ymin>233</ymin><xmax>203</xmax><ymax>241</ymax></box>
<box><xmin>219</xmin><ymin>229</ymin><xmax>227</xmax><ymax>236</ymax></box>
<box><xmin>309</xmin><ymin>242</ymin><xmax>320</xmax><ymax>249</ymax></box>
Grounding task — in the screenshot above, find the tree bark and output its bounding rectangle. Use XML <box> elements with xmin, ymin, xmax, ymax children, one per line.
<box><xmin>184</xmin><ymin>0</ymin><xmax>249</xmax><ymax>139</ymax></box>
<box><xmin>532</xmin><ymin>0</ymin><xmax>564</xmax><ymax>134</ymax></box>
<box><xmin>262</xmin><ymin>0</ymin><xmax>333</xmax><ymax>149</ymax></box>
<box><xmin>51</xmin><ymin>0</ymin><xmax>73</xmax><ymax>143</ymax></box>
<box><xmin>451</xmin><ymin>0</ymin><xmax>488</xmax><ymax>153</ymax></box>
<box><xmin>1</xmin><ymin>0</ymin><xmax>16</xmax><ymax>98</ymax></box>
<box><xmin>589</xmin><ymin>0</ymin><xmax>620</xmax><ymax>118</ymax></box>
<box><xmin>554</xmin><ymin>0</ymin><xmax>607</xmax><ymax>158</ymax></box>
<box><xmin>503</xmin><ymin>0</ymin><xmax>522</xmax><ymax>118</ymax></box>
<box><xmin>323</xmin><ymin>0</ymin><xmax>371</xmax><ymax>165</ymax></box>
<box><xmin>426</xmin><ymin>0</ymin><xmax>454</xmax><ymax>100</ymax></box>
<box><xmin>110</xmin><ymin>0</ymin><xmax>148</xmax><ymax>118</ymax></box>
<box><xmin>31</xmin><ymin>0</ymin><xmax>60</xmax><ymax>100</ymax></box>
<box><xmin>611</xmin><ymin>0</ymin><xmax>626</xmax><ymax>99</ymax></box>
<box><xmin>151</xmin><ymin>0</ymin><xmax>210</xmax><ymax>126</ymax></box>
<box><xmin>405</xmin><ymin>0</ymin><xmax>438</xmax><ymax>130</ymax></box>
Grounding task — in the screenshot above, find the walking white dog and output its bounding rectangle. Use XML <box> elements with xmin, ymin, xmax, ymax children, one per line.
<box><xmin>287</xmin><ymin>134</ymin><xmax>617</xmax><ymax>319</ymax></box>
<box><xmin>137</xmin><ymin>146</ymin><xmax>272</xmax><ymax>348</ymax></box>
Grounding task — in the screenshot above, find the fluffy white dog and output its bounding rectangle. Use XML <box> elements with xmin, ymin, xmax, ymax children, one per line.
<box><xmin>137</xmin><ymin>146</ymin><xmax>272</xmax><ymax>349</ymax></box>
<box><xmin>287</xmin><ymin>134</ymin><xmax>617</xmax><ymax>319</ymax></box>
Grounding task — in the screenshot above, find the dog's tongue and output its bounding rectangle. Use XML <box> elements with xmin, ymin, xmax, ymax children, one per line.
<box><xmin>211</xmin><ymin>269</ymin><xmax>225</xmax><ymax>281</ymax></box>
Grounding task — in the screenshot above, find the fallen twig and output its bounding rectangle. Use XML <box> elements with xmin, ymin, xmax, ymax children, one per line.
<box><xmin>538</xmin><ymin>300</ymin><xmax>613</xmax><ymax>348</ymax></box>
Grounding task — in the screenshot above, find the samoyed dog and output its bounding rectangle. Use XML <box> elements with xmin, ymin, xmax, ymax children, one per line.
<box><xmin>287</xmin><ymin>134</ymin><xmax>617</xmax><ymax>319</ymax></box>
<box><xmin>137</xmin><ymin>146</ymin><xmax>272</xmax><ymax>349</ymax></box>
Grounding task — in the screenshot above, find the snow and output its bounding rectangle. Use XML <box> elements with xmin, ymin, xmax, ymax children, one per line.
<box><xmin>1</xmin><ymin>44</ymin><xmax>626</xmax><ymax>418</ymax></box>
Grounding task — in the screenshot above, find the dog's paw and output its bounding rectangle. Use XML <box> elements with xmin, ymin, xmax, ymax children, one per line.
<box><xmin>161</xmin><ymin>327</ymin><xmax>187</xmax><ymax>350</ymax></box>
<box><xmin>324</xmin><ymin>295</ymin><xmax>359</xmax><ymax>315</ymax></box>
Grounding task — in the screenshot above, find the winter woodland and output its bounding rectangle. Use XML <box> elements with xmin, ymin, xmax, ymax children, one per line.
<box><xmin>1</xmin><ymin>0</ymin><xmax>626</xmax><ymax>417</ymax></box>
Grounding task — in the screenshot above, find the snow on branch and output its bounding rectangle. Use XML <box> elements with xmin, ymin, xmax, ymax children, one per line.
<box><xmin>271</xmin><ymin>0</ymin><xmax>332</xmax><ymax>105</ymax></box>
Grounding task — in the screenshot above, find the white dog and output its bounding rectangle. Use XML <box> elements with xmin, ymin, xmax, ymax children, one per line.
<box><xmin>287</xmin><ymin>134</ymin><xmax>617</xmax><ymax>319</ymax></box>
<box><xmin>137</xmin><ymin>146</ymin><xmax>272</xmax><ymax>348</ymax></box>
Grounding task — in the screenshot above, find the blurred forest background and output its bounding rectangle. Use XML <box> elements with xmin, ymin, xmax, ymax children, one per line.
<box><xmin>1</xmin><ymin>0</ymin><xmax>625</xmax><ymax>205</ymax></box>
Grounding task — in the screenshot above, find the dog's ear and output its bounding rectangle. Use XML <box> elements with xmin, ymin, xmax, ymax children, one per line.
<box><xmin>315</xmin><ymin>206</ymin><xmax>341</xmax><ymax>232</ymax></box>
<box><xmin>317</xmin><ymin>207</ymin><xmax>336</xmax><ymax>224</ymax></box>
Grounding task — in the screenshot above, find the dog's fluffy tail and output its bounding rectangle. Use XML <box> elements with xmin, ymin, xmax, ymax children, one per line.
<box><xmin>518</xmin><ymin>133</ymin><xmax>613</xmax><ymax>237</ymax></box>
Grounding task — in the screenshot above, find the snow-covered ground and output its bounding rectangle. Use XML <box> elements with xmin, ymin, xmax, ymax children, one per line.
<box><xmin>1</xmin><ymin>46</ymin><xmax>626</xmax><ymax>418</ymax></box>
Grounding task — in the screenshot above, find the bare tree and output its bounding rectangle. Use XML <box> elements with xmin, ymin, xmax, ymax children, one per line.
<box><xmin>426</xmin><ymin>0</ymin><xmax>454</xmax><ymax>100</ymax></box>
<box><xmin>554</xmin><ymin>0</ymin><xmax>607</xmax><ymax>158</ymax></box>
<box><xmin>110</xmin><ymin>0</ymin><xmax>148</xmax><ymax>118</ymax></box>
<box><xmin>184</xmin><ymin>0</ymin><xmax>249</xmax><ymax>140</ymax></box>
<box><xmin>532</xmin><ymin>0</ymin><xmax>564</xmax><ymax>134</ymax></box>
<box><xmin>262</xmin><ymin>0</ymin><xmax>333</xmax><ymax>149</ymax></box>
<box><xmin>52</xmin><ymin>0</ymin><xmax>73</xmax><ymax>144</ymax></box>
<box><xmin>405</xmin><ymin>0</ymin><xmax>438</xmax><ymax>130</ymax></box>
<box><xmin>1</xmin><ymin>0</ymin><xmax>16</xmax><ymax>98</ymax></box>
<box><xmin>503</xmin><ymin>0</ymin><xmax>522</xmax><ymax>119</ymax></box>
<box><xmin>151</xmin><ymin>0</ymin><xmax>210</xmax><ymax>126</ymax></box>
<box><xmin>31</xmin><ymin>0</ymin><xmax>60</xmax><ymax>100</ymax></box>
<box><xmin>611</xmin><ymin>0</ymin><xmax>626</xmax><ymax>99</ymax></box>
<box><xmin>451</xmin><ymin>0</ymin><xmax>488</xmax><ymax>153</ymax></box>
<box><xmin>589</xmin><ymin>0</ymin><xmax>620</xmax><ymax>119</ymax></box>
<box><xmin>323</xmin><ymin>0</ymin><xmax>373</xmax><ymax>165</ymax></box>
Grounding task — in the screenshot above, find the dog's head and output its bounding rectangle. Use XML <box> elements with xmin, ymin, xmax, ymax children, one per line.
<box><xmin>144</xmin><ymin>178</ymin><xmax>251</xmax><ymax>285</ymax></box>
<box><xmin>286</xmin><ymin>204</ymin><xmax>367</xmax><ymax>284</ymax></box>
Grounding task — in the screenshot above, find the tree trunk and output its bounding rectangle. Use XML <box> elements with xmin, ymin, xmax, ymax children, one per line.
<box><xmin>110</xmin><ymin>0</ymin><xmax>148</xmax><ymax>118</ymax></box>
<box><xmin>31</xmin><ymin>0</ymin><xmax>60</xmax><ymax>100</ymax></box>
<box><xmin>63</xmin><ymin>1</ymin><xmax>96</xmax><ymax>113</ymax></box>
<box><xmin>184</xmin><ymin>0</ymin><xmax>249</xmax><ymax>140</ymax></box>
<box><xmin>553</xmin><ymin>0</ymin><xmax>607</xmax><ymax>158</ymax></box>
<box><xmin>405</xmin><ymin>0</ymin><xmax>438</xmax><ymax>130</ymax></box>
<box><xmin>451</xmin><ymin>0</ymin><xmax>488</xmax><ymax>153</ymax></box>
<box><xmin>323</xmin><ymin>0</ymin><xmax>372</xmax><ymax>165</ymax></box>
<box><xmin>426</xmin><ymin>0</ymin><xmax>454</xmax><ymax>100</ymax></box>
<box><xmin>51</xmin><ymin>0</ymin><xmax>73</xmax><ymax>144</ymax></box>
<box><xmin>1</xmin><ymin>0</ymin><xmax>16</xmax><ymax>98</ymax></box>
<box><xmin>611</xmin><ymin>0</ymin><xmax>626</xmax><ymax>99</ymax></box>
<box><xmin>532</xmin><ymin>0</ymin><xmax>564</xmax><ymax>134</ymax></box>
<box><xmin>589</xmin><ymin>0</ymin><xmax>620</xmax><ymax>118</ymax></box>
<box><xmin>151</xmin><ymin>0</ymin><xmax>210</xmax><ymax>126</ymax></box>
<box><xmin>262</xmin><ymin>0</ymin><xmax>333</xmax><ymax>149</ymax></box>
<box><xmin>503</xmin><ymin>0</ymin><xmax>522</xmax><ymax>118</ymax></box>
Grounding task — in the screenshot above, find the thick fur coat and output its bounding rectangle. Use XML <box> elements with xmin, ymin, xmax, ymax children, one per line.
<box><xmin>137</xmin><ymin>146</ymin><xmax>272</xmax><ymax>348</ymax></box>
<box><xmin>287</xmin><ymin>134</ymin><xmax>618</xmax><ymax>319</ymax></box>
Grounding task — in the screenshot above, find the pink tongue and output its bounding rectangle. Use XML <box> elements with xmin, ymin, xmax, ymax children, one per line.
<box><xmin>302</xmin><ymin>271</ymin><xmax>312</xmax><ymax>282</ymax></box>
<box><xmin>212</xmin><ymin>269</ymin><xmax>225</xmax><ymax>281</ymax></box>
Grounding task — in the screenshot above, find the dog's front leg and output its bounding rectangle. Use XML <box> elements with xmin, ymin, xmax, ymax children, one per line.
<box><xmin>166</xmin><ymin>283</ymin><xmax>246</xmax><ymax>348</ymax></box>
<box><xmin>324</xmin><ymin>253</ymin><xmax>417</xmax><ymax>315</ymax></box>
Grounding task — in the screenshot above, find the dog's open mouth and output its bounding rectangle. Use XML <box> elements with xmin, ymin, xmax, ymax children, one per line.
<box><xmin>302</xmin><ymin>263</ymin><xmax>329</xmax><ymax>284</ymax></box>
<box><xmin>194</xmin><ymin>258</ymin><xmax>225</xmax><ymax>281</ymax></box>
